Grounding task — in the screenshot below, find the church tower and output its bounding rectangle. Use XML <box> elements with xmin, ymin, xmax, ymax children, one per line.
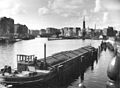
<box><xmin>83</xmin><ymin>16</ymin><xmax>86</xmax><ymax>29</ymax></box>
<box><xmin>82</xmin><ymin>16</ymin><xmax>86</xmax><ymax>39</ymax></box>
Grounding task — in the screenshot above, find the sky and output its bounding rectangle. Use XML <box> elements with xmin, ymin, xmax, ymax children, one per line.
<box><xmin>0</xmin><ymin>0</ymin><xmax>120</xmax><ymax>30</ymax></box>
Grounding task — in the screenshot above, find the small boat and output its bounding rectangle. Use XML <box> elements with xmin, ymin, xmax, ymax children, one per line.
<box><xmin>0</xmin><ymin>46</ymin><xmax>98</xmax><ymax>87</ymax></box>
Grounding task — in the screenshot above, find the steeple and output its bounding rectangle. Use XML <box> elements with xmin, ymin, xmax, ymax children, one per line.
<box><xmin>82</xmin><ymin>16</ymin><xmax>86</xmax><ymax>39</ymax></box>
<box><xmin>83</xmin><ymin>16</ymin><xmax>86</xmax><ymax>29</ymax></box>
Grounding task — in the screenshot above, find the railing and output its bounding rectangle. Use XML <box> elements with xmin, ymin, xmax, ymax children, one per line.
<box><xmin>17</xmin><ymin>55</ymin><xmax>35</xmax><ymax>63</ymax></box>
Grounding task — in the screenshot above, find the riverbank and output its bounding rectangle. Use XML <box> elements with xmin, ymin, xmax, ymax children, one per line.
<box><xmin>47</xmin><ymin>37</ymin><xmax>103</xmax><ymax>41</ymax></box>
<box><xmin>0</xmin><ymin>36</ymin><xmax>35</xmax><ymax>43</ymax></box>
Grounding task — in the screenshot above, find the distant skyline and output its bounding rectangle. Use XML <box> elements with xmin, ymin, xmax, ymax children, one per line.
<box><xmin>0</xmin><ymin>0</ymin><xmax>120</xmax><ymax>30</ymax></box>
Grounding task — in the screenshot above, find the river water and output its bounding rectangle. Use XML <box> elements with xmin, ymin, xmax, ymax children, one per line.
<box><xmin>0</xmin><ymin>38</ymin><xmax>114</xmax><ymax>88</ymax></box>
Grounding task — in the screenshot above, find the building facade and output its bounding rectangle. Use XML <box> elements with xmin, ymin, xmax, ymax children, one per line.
<box><xmin>0</xmin><ymin>17</ymin><xmax>14</xmax><ymax>36</ymax></box>
<box><xmin>30</xmin><ymin>30</ymin><xmax>40</xmax><ymax>37</ymax></box>
<box><xmin>40</xmin><ymin>29</ymin><xmax>46</xmax><ymax>35</ymax></box>
<box><xmin>14</xmin><ymin>24</ymin><xmax>29</xmax><ymax>38</ymax></box>
<box><xmin>61</xmin><ymin>27</ymin><xmax>81</xmax><ymax>37</ymax></box>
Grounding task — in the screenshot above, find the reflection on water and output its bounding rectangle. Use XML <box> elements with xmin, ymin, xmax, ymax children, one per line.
<box><xmin>0</xmin><ymin>38</ymin><xmax>113</xmax><ymax>88</ymax></box>
<box><xmin>82</xmin><ymin>50</ymin><xmax>114</xmax><ymax>88</ymax></box>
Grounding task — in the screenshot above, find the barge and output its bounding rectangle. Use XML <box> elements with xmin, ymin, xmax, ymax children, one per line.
<box><xmin>0</xmin><ymin>45</ymin><xmax>98</xmax><ymax>87</ymax></box>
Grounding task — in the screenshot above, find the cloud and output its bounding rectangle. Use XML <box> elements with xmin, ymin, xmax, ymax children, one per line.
<box><xmin>38</xmin><ymin>7</ymin><xmax>49</xmax><ymax>16</ymax></box>
<box><xmin>83</xmin><ymin>10</ymin><xmax>87</xmax><ymax>16</ymax></box>
<box><xmin>51</xmin><ymin>0</ymin><xmax>82</xmax><ymax>9</ymax></box>
<box><xmin>61</xmin><ymin>13</ymin><xmax>69</xmax><ymax>17</ymax></box>
<box><xmin>0</xmin><ymin>0</ymin><xmax>25</xmax><ymax>17</ymax></box>
<box><xmin>101</xmin><ymin>0</ymin><xmax>120</xmax><ymax>26</ymax></box>
<box><xmin>0</xmin><ymin>0</ymin><xmax>11</xmax><ymax>9</ymax></box>
<box><xmin>103</xmin><ymin>12</ymin><xmax>108</xmax><ymax>23</ymax></box>
<box><xmin>103</xmin><ymin>0</ymin><xmax>120</xmax><ymax>11</ymax></box>
<box><xmin>47</xmin><ymin>0</ymin><xmax>84</xmax><ymax>17</ymax></box>
<box><xmin>94</xmin><ymin>0</ymin><xmax>101</xmax><ymax>12</ymax></box>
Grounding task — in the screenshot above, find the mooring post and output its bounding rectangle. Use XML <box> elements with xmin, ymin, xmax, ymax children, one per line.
<box><xmin>44</xmin><ymin>43</ymin><xmax>47</xmax><ymax>69</ymax></box>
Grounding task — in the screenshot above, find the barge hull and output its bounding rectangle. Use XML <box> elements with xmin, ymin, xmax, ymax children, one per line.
<box><xmin>0</xmin><ymin>46</ymin><xmax>98</xmax><ymax>87</ymax></box>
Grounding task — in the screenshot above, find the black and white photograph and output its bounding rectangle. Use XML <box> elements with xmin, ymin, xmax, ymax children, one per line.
<box><xmin>0</xmin><ymin>0</ymin><xmax>120</xmax><ymax>88</ymax></box>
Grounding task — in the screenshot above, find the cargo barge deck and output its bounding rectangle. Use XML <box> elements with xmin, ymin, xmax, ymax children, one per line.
<box><xmin>0</xmin><ymin>45</ymin><xmax>98</xmax><ymax>87</ymax></box>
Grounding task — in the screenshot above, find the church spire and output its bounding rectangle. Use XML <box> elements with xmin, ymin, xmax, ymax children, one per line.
<box><xmin>83</xmin><ymin>16</ymin><xmax>86</xmax><ymax>29</ymax></box>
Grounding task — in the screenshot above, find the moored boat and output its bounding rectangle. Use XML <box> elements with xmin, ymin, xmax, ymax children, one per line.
<box><xmin>0</xmin><ymin>55</ymin><xmax>54</xmax><ymax>86</ymax></box>
<box><xmin>0</xmin><ymin>46</ymin><xmax>98</xmax><ymax>87</ymax></box>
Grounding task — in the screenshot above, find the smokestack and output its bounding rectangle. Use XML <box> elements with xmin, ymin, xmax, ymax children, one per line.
<box><xmin>44</xmin><ymin>43</ymin><xmax>47</xmax><ymax>69</ymax></box>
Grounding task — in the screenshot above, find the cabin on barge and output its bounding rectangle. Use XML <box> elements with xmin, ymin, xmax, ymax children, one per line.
<box><xmin>0</xmin><ymin>46</ymin><xmax>98</xmax><ymax>87</ymax></box>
